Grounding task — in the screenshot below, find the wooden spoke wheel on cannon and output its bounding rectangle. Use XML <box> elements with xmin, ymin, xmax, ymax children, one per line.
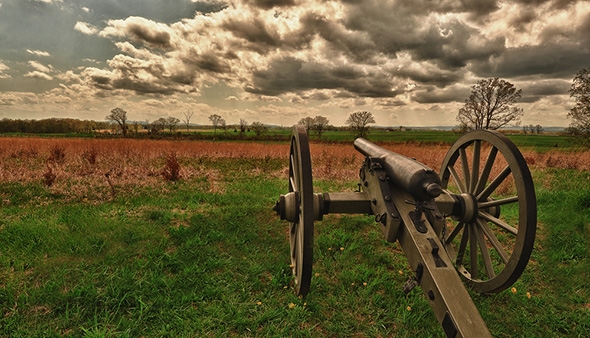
<box><xmin>274</xmin><ymin>125</ymin><xmax>315</xmax><ymax>296</ymax></box>
<box><xmin>438</xmin><ymin>130</ymin><xmax>536</xmax><ymax>294</ymax></box>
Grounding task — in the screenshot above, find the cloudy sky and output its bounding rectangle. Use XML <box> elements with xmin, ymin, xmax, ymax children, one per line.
<box><xmin>0</xmin><ymin>0</ymin><xmax>588</xmax><ymax>127</ymax></box>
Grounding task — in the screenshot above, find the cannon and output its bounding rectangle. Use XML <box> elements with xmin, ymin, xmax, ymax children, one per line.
<box><xmin>274</xmin><ymin>125</ymin><xmax>536</xmax><ymax>337</ymax></box>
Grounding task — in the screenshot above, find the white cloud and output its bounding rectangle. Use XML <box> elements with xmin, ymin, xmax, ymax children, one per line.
<box><xmin>75</xmin><ymin>21</ymin><xmax>98</xmax><ymax>35</ymax></box>
<box><xmin>82</xmin><ymin>7</ymin><xmax>90</xmax><ymax>13</ymax></box>
<box><xmin>0</xmin><ymin>61</ymin><xmax>10</xmax><ymax>79</ymax></box>
<box><xmin>24</xmin><ymin>71</ymin><xmax>53</xmax><ymax>81</ymax></box>
<box><xmin>26</xmin><ymin>49</ymin><xmax>51</xmax><ymax>57</ymax></box>
<box><xmin>28</xmin><ymin>61</ymin><xmax>53</xmax><ymax>74</ymax></box>
<box><xmin>0</xmin><ymin>92</ymin><xmax>38</xmax><ymax>106</ymax></box>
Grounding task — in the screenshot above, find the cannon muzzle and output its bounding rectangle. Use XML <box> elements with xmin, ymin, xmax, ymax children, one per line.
<box><xmin>353</xmin><ymin>138</ymin><xmax>441</xmax><ymax>201</ymax></box>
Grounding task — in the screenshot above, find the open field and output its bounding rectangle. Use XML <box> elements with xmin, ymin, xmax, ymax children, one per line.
<box><xmin>2</xmin><ymin>128</ymin><xmax>578</xmax><ymax>153</ymax></box>
<box><xmin>1</xmin><ymin>137</ymin><xmax>589</xmax><ymax>337</ymax></box>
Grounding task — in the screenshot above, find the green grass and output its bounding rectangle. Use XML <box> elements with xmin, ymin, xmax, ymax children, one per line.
<box><xmin>1</xmin><ymin>158</ymin><xmax>589</xmax><ymax>337</ymax></box>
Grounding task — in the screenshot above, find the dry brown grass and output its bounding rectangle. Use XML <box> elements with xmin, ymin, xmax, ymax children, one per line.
<box><xmin>1</xmin><ymin>137</ymin><xmax>588</xmax><ymax>203</ymax></box>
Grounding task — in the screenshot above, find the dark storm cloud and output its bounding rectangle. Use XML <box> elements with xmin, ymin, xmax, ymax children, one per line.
<box><xmin>125</xmin><ymin>21</ymin><xmax>173</xmax><ymax>49</ymax></box>
<box><xmin>395</xmin><ymin>66</ymin><xmax>466</xmax><ymax>88</ymax></box>
<box><xmin>245</xmin><ymin>56</ymin><xmax>400</xmax><ymax>97</ymax></box>
<box><xmin>407</xmin><ymin>19</ymin><xmax>505</xmax><ymax>70</ymax></box>
<box><xmin>412</xmin><ymin>85</ymin><xmax>471</xmax><ymax>104</ymax></box>
<box><xmin>519</xmin><ymin>79</ymin><xmax>572</xmax><ymax>102</ymax></box>
<box><xmin>221</xmin><ymin>17</ymin><xmax>281</xmax><ymax>48</ymax></box>
<box><xmin>508</xmin><ymin>8</ymin><xmax>537</xmax><ymax>31</ymax></box>
<box><xmin>512</xmin><ymin>0</ymin><xmax>578</xmax><ymax>9</ymax></box>
<box><xmin>460</xmin><ymin>0</ymin><xmax>499</xmax><ymax>18</ymax></box>
<box><xmin>182</xmin><ymin>50</ymin><xmax>232</xmax><ymax>74</ymax></box>
<box><xmin>245</xmin><ymin>0</ymin><xmax>297</xmax><ymax>9</ymax></box>
<box><xmin>471</xmin><ymin>43</ymin><xmax>590</xmax><ymax>78</ymax></box>
<box><xmin>299</xmin><ymin>12</ymin><xmax>377</xmax><ymax>62</ymax></box>
<box><xmin>340</xmin><ymin>0</ymin><xmax>505</xmax><ymax>70</ymax></box>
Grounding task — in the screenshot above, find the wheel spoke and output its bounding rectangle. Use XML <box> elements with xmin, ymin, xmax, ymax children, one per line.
<box><xmin>459</xmin><ymin>147</ymin><xmax>470</xmax><ymax>192</ymax></box>
<box><xmin>289</xmin><ymin>176</ymin><xmax>297</xmax><ymax>193</ymax></box>
<box><xmin>445</xmin><ymin>222</ymin><xmax>465</xmax><ymax>244</ymax></box>
<box><xmin>469</xmin><ymin>224</ymin><xmax>479</xmax><ymax>280</ymax></box>
<box><xmin>479</xmin><ymin>211</ymin><xmax>518</xmax><ymax>236</ymax></box>
<box><xmin>477</xmin><ymin>165</ymin><xmax>511</xmax><ymax>201</ymax></box>
<box><xmin>470</xmin><ymin>140</ymin><xmax>481</xmax><ymax>193</ymax></box>
<box><xmin>474</xmin><ymin>147</ymin><xmax>498</xmax><ymax>195</ymax></box>
<box><xmin>478</xmin><ymin>196</ymin><xmax>518</xmax><ymax>208</ymax></box>
<box><xmin>456</xmin><ymin>224</ymin><xmax>469</xmax><ymax>266</ymax></box>
<box><xmin>476</xmin><ymin>221</ymin><xmax>496</xmax><ymax>279</ymax></box>
<box><xmin>448</xmin><ymin>165</ymin><xmax>467</xmax><ymax>193</ymax></box>
<box><xmin>290</xmin><ymin>154</ymin><xmax>297</xmax><ymax>188</ymax></box>
<box><xmin>477</xmin><ymin>218</ymin><xmax>509</xmax><ymax>264</ymax></box>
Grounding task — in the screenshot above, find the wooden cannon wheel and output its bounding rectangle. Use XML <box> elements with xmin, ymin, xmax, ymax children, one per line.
<box><xmin>439</xmin><ymin>130</ymin><xmax>537</xmax><ymax>294</ymax></box>
<box><xmin>287</xmin><ymin>125</ymin><xmax>314</xmax><ymax>296</ymax></box>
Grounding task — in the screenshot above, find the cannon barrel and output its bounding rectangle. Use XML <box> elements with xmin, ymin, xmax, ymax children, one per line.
<box><xmin>354</xmin><ymin>138</ymin><xmax>442</xmax><ymax>201</ymax></box>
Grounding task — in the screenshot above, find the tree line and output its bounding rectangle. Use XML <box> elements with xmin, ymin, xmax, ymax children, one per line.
<box><xmin>0</xmin><ymin>118</ymin><xmax>110</xmax><ymax>134</ymax></box>
<box><xmin>2</xmin><ymin>66</ymin><xmax>589</xmax><ymax>144</ymax></box>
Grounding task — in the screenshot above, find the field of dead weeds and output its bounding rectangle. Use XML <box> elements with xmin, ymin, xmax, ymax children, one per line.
<box><xmin>0</xmin><ymin>137</ymin><xmax>589</xmax><ymax>202</ymax></box>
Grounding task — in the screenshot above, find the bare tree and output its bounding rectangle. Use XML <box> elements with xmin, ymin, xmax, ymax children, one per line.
<box><xmin>250</xmin><ymin>121</ymin><xmax>268</xmax><ymax>136</ymax></box>
<box><xmin>105</xmin><ymin>107</ymin><xmax>128</xmax><ymax>137</ymax></box>
<box><xmin>346</xmin><ymin>111</ymin><xmax>375</xmax><ymax>138</ymax></box>
<box><xmin>313</xmin><ymin>115</ymin><xmax>330</xmax><ymax>139</ymax></box>
<box><xmin>457</xmin><ymin>78</ymin><xmax>523</xmax><ymax>130</ymax></box>
<box><xmin>220</xmin><ymin>118</ymin><xmax>227</xmax><ymax>134</ymax></box>
<box><xmin>298</xmin><ymin>117</ymin><xmax>314</xmax><ymax>134</ymax></box>
<box><xmin>209</xmin><ymin>114</ymin><xmax>223</xmax><ymax>135</ymax></box>
<box><xmin>152</xmin><ymin>118</ymin><xmax>167</xmax><ymax>133</ymax></box>
<box><xmin>239</xmin><ymin>118</ymin><xmax>248</xmax><ymax>137</ymax></box>
<box><xmin>182</xmin><ymin>110</ymin><xmax>194</xmax><ymax>133</ymax></box>
<box><xmin>166</xmin><ymin>116</ymin><xmax>180</xmax><ymax>133</ymax></box>
<box><xmin>568</xmin><ymin>66</ymin><xmax>590</xmax><ymax>144</ymax></box>
<box><xmin>132</xmin><ymin>121</ymin><xmax>140</xmax><ymax>134</ymax></box>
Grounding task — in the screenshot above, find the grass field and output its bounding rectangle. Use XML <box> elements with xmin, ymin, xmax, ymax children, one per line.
<box><xmin>0</xmin><ymin>136</ymin><xmax>589</xmax><ymax>337</ymax></box>
<box><xmin>4</xmin><ymin>127</ymin><xmax>577</xmax><ymax>153</ymax></box>
<box><xmin>181</xmin><ymin>127</ymin><xmax>577</xmax><ymax>151</ymax></box>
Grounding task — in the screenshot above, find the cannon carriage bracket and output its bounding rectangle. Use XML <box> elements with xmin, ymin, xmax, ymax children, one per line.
<box><xmin>274</xmin><ymin>125</ymin><xmax>537</xmax><ymax>338</ymax></box>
